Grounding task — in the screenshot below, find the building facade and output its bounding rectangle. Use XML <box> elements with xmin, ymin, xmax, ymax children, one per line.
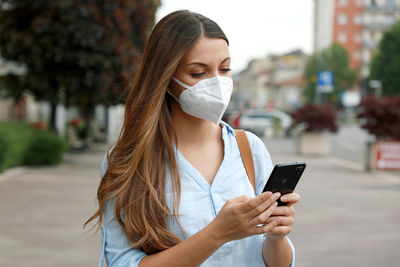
<box><xmin>233</xmin><ymin>50</ymin><xmax>307</xmax><ymax>112</ymax></box>
<box><xmin>314</xmin><ymin>0</ymin><xmax>400</xmax><ymax>80</ymax></box>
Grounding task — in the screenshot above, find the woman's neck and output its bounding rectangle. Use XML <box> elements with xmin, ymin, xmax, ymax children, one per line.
<box><xmin>170</xmin><ymin>101</ymin><xmax>221</xmax><ymax>147</ymax></box>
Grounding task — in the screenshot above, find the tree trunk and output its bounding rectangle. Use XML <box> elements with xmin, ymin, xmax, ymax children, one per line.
<box><xmin>11</xmin><ymin>97</ymin><xmax>26</xmax><ymax>121</ymax></box>
<box><xmin>81</xmin><ymin>104</ymin><xmax>94</xmax><ymax>147</ymax></box>
<box><xmin>49</xmin><ymin>102</ymin><xmax>57</xmax><ymax>133</ymax></box>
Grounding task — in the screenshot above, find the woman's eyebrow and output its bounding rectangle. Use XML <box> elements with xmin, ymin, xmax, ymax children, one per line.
<box><xmin>187</xmin><ymin>62</ymin><xmax>208</xmax><ymax>67</ymax></box>
<box><xmin>220</xmin><ymin>57</ymin><xmax>231</xmax><ymax>64</ymax></box>
<box><xmin>186</xmin><ymin>57</ymin><xmax>231</xmax><ymax>67</ymax></box>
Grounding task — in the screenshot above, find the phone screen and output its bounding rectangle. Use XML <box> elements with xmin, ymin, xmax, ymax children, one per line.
<box><xmin>262</xmin><ymin>162</ymin><xmax>306</xmax><ymax>206</ymax></box>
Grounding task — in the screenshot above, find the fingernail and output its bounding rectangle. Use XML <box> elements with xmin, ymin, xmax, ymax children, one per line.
<box><xmin>281</xmin><ymin>196</ymin><xmax>287</xmax><ymax>201</ymax></box>
<box><xmin>274</xmin><ymin>192</ymin><xmax>281</xmax><ymax>198</ymax></box>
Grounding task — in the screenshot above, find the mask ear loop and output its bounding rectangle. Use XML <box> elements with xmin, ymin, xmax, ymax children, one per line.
<box><xmin>172</xmin><ymin>77</ymin><xmax>191</xmax><ymax>90</ymax></box>
<box><xmin>167</xmin><ymin>77</ymin><xmax>190</xmax><ymax>104</ymax></box>
<box><xmin>166</xmin><ymin>90</ymin><xmax>181</xmax><ymax>104</ymax></box>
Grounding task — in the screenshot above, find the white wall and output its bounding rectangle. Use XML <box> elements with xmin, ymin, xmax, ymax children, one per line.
<box><xmin>107</xmin><ymin>105</ymin><xmax>125</xmax><ymax>143</ymax></box>
<box><xmin>314</xmin><ymin>0</ymin><xmax>335</xmax><ymax>52</ymax></box>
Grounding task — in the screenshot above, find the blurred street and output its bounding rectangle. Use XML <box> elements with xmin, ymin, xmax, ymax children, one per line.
<box><xmin>266</xmin><ymin>136</ymin><xmax>400</xmax><ymax>267</ymax></box>
<box><xmin>0</xmin><ymin>1</ymin><xmax>399</xmax><ymax>266</ymax></box>
<box><xmin>0</xmin><ymin>145</ymin><xmax>106</xmax><ymax>267</ymax></box>
<box><xmin>0</xmin><ymin>136</ymin><xmax>399</xmax><ymax>267</ymax></box>
<box><xmin>332</xmin><ymin>124</ymin><xmax>371</xmax><ymax>166</ymax></box>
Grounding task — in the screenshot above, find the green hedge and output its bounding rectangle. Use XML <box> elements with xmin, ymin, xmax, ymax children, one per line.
<box><xmin>0</xmin><ymin>122</ymin><xmax>68</xmax><ymax>173</ymax></box>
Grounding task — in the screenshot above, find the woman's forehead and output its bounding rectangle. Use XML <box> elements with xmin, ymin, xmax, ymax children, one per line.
<box><xmin>181</xmin><ymin>36</ymin><xmax>230</xmax><ymax>65</ymax></box>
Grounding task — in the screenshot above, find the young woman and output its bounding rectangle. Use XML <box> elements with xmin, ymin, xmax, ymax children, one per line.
<box><xmin>86</xmin><ymin>10</ymin><xmax>300</xmax><ymax>267</ymax></box>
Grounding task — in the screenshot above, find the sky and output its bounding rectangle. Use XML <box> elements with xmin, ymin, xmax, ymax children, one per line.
<box><xmin>156</xmin><ymin>0</ymin><xmax>314</xmax><ymax>73</ymax></box>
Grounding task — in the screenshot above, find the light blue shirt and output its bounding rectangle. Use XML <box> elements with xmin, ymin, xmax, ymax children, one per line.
<box><xmin>99</xmin><ymin>122</ymin><xmax>295</xmax><ymax>267</ymax></box>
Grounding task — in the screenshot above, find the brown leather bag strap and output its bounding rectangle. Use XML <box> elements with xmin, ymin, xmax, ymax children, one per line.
<box><xmin>235</xmin><ymin>130</ymin><xmax>256</xmax><ymax>194</ymax></box>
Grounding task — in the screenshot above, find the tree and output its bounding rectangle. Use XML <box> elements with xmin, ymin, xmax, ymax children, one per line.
<box><xmin>302</xmin><ymin>43</ymin><xmax>357</xmax><ymax>105</ymax></box>
<box><xmin>0</xmin><ymin>0</ymin><xmax>159</xmax><ymax>134</ymax></box>
<box><xmin>369</xmin><ymin>22</ymin><xmax>400</xmax><ymax>97</ymax></box>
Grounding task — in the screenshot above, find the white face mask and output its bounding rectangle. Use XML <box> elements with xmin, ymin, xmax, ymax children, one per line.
<box><xmin>170</xmin><ymin>76</ymin><xmax>233</xmax><ymax>125</ymax></box>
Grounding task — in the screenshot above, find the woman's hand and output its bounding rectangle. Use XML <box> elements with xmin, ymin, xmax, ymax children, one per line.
<box><xmin>208</xmin><ymin>192</ymin><xmax>282</xmax><ymax>244</ymax></box>
<box><xmin>265</xmin><ymin>192</ymin><xmax>300</xmax><ymax>240</ymax></box>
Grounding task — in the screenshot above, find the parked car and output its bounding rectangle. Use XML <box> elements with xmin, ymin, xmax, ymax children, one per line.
<box><xmin>268</xmin><ymin>109</ymin><xmax>293</xmax><ymax>130</ymax></box>
<box><xmin>238</xmin><ymin>109</ymin><xmax>293</xmax><ymax>137</ymax></box>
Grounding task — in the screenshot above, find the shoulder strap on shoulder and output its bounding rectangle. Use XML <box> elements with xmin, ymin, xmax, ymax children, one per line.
<box><xmin>235</xmin><ymin>130</ymin><xmax>256</xmax><ymax>194</ymax></box>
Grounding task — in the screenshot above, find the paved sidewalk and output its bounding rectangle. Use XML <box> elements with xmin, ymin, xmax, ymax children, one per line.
<box><xmin>0</xmin><ymin>146</ymin><xmax>106</xmax><ymax>267</ymax></box>
<box><xmin>0</xmin><ymin>139</ymin><xmax>399</xmax><ymax>266</ymax></box>
<box><xmin>264</xmin><ymin>137</ymin><xmax>400</xmax><ymax>267</ymax></box>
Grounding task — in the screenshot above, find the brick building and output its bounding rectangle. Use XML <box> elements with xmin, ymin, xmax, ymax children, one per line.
<box><xmin>314</xmin><ymin>0</ymin><xmax>400</xmax><ymax>85</ymax></box>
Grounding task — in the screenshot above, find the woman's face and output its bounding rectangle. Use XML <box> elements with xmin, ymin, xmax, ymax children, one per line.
<box><xmin>170</xmin><ymin>36</ymin><xmax>231</xmax><ymax>97</ymax></box>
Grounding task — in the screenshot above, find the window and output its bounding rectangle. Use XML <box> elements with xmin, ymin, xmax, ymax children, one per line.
<box><xmin>385</xmin><ymin>0</ymin><xmax>396</xmax><ymax>7</ymax></box>
<box><xmin>355</xmin><ymin>0</ymin><xmax>363</xmax><ymax>6</ymax></box>
<box><xmin>384</xmin><ymin>15</ymin><xmax>396</xmax><ymax>25</ymax></box>
<box><xmin>354</xmin><ymin>33</ymin><xmax>362</xmax><ymax>43</ymax></box>
<box><xmin>353</xmin><ymin>14</ymin><xmax>362</xmax><ymax>25</ymax></box>
<box><xmin>338</xmin><ymin>32</ymin><xmax>347</xmax><ymax>43</ymax></box>
<box><xmin>363</xmin><ymin>30</ymin><xmax>371</xmax><ymax>42</ymax></box>
<box><xmin>363</xmin><ymin>13</ymin><xmax>370</xmax><ymax>24</ymax></box>
<box><xmin>338</xmin><ymin>0</ymin><xmax>348</xmax><ymax>6</ymax></box>
<box><xmin>375</xmin><ymin>31</ymin><xmax>382</xmax><ymax>41</ymax></box>
<box><xmin>369</xmin><ymin>14</ymin><xmax>379</xmax><ymax>24</ymax></box>
<box><xmin>338</xmin><ymin>13</ymin><xmax>348</xmax><ymax>25</ymax></box>
<box><xmin>362</xmin><ymin>49</ymin><xmax>371</xmax><ymax>62</ymax></box>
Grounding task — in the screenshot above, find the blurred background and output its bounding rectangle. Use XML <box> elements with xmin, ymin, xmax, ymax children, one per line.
<box><xmin>0</xmin><ymin>0</ymin><xmax>399</xmax><ymax>266</ymax></box>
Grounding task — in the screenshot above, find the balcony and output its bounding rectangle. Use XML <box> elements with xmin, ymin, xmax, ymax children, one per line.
<box><xmin>362</xmin><ymin>40</ymin><xmax>378</xmax><ymax>49</ymax></box>
<box><xmin>364</xmin><ymin>5</ymin><xmax>400</xmax><ymax>13</ymax></box>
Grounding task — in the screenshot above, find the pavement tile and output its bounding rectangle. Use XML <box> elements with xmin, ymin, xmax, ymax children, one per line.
<box><xmin>0</xmin><ymin>139</ymin><xmax>399</xmax><ymax>267</ymax></box>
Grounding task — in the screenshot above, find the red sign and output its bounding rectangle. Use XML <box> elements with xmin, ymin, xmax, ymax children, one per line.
<box><xmin>375</xmin><ymin>141</ymin><xmax>400</xmax><ymax>170</ymax></box>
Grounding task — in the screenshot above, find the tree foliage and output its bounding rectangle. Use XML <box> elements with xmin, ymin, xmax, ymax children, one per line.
<box><xmin>302</xmin><ymin>43</ymin><xmax>356</xmax><ymax>105</ymax></box>
<box><xmin>369</xmin><ymin>22</ymin><xmax>400</xmax><ymax>97</ymax></box>
<box><xmin>0</xmin><ymin>0</ymin><xmax>159</xmax><ymax>130</ymax></box>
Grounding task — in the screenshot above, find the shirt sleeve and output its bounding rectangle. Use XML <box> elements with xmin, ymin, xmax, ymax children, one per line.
<box><xmin>245</xmin><ymin>132</ymin><xmax>296</xmax><ymax>267</ymax></box>
<box><xmin>99</xmin><ymin>153</ymin><xmax>148</xmax><ymax>267</ymax></box>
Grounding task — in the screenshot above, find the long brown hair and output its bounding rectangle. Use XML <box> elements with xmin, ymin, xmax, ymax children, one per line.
<box><xmin>85</xmin><ymin>10</ymin><xmax>228</xmax><ymax>254</ymax></box>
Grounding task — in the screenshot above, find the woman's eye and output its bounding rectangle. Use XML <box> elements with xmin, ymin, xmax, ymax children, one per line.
<box><xmin>191</xmin><ymin>73</ymin><xmax>205</xmax><ymax>78</ymax></box>
<box><xmin>220</xmin><ymin>68</ymin><xmax>231</xmax><ymax>73</ymax></box>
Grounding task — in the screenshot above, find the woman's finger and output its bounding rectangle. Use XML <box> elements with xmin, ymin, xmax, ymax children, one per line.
<box><xmin>254</xmin><ymin>217</ymin><xmax>281</xmax><ymax>235</ymax></box>
<box><xmin>280</xmin><ymin>193</ymin><xmax>300</xmax><ymax>206</ymax></box>
<box><xmin>271</xmin><ymin>206</ymin><xmax>295</xmax><ymax>217</ymax></box>
<box><xmin>238</xmin><ymin>191</ymin><xmax>277</xmax><ymax>214</ymax></box>
<box><xmin>250</xmin><ymin>201</ymin><xmax>278</xmax><ymax>225</ymax></box>
<box><xmin>269</xmin><ymin>225</ymin><xmax>292</xmax><ymax>236</ymax></box>
<box><xmin>247</xmin><ymin>192</ymin><xmax>281</xmax><ymax>218</ymax></box>
<box><xmin>265</xmin><ymin>216</ymin><xmax>294</xmax><ymax>227</ymax></box>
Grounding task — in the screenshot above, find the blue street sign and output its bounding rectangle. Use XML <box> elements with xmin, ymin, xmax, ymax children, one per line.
<box><xmin>317</xmin><ymin>70</ymin><xmax>334</xmax><ymax>93</ymax></box>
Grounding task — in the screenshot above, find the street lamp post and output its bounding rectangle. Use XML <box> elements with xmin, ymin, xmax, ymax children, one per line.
<box><xmin>369</xmin><ymin>80</ymin><xmax>382</xmax><ymax>98</ymax></box>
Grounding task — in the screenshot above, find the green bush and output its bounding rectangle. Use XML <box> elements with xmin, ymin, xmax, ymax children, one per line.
<box><xmin>23</xmin><ymin>131</ymin><xmax>68</xmax><ymax>165</ymax></box>
<box><xmin>0</xmin><ymin>122</ymin><xmax>68</xmax><ymax>173</ymax></box>
<box><xmin>0</xmin><ymin>122</ymin><xmax>35</xmax><ymax>170</ymax></box>
<box><xmin>0</xmin><ymin>133</ymin><xmax>9</xmax><ymax>173</ymax></box>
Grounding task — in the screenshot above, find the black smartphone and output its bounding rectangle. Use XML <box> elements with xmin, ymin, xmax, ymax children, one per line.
<box><xmin>262</xmin><ymin>162</ymin><xmax>306</xmax><ymax>206</ymax></box>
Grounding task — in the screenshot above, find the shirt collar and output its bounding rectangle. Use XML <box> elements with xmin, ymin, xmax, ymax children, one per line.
<box><xmin>220</xmin><ymin>121</ymin><xmax>236</xmax><ymax>137</ymax></box>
